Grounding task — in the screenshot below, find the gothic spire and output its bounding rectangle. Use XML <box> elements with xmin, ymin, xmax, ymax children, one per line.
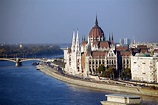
<box><xmin>109</xmin><ymin>33</ymin><xmax>111</xmax><ymax>42</ymax></box>
<box><xmin>75</xmin><ymin>30</ymin><xmax>80</xmax><ymax>52</ymax></box>
<box><xmin>71</xmin><ymin>30</ymin><xmax>76</xmax><ymax>52</ymax></box>
<box><xmin>112</xmin><ymin>33</ymin><xmax>113</xmax><ymax>41</ymax></box>
<box><xmin>111</xmin><ymin>33</ymin><xmax>114</xmax><ymax>45</ymax></box>
<box><xmin>84</xmin><ymin>35</ymin><xmax>85</xmax><ymax>41</ymax></box>
<box><xmin>76</xmin><ymin>30</ymin><xmax>79</xmax><ymax>42</ymax></box>
<box><xmin>95</xmin><ymin>15</ymin><xmax>98</xmax><ymax>26</ymax></box>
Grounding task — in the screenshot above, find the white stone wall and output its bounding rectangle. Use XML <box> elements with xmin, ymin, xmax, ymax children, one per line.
<box><xmin>63</xmin><ymin>49</ymin><xmax>68</xmax><ymax>63</ymax></box>
<box><xmin>81</xmin><ymin>45</ymin><xmax>87</xmax><ymax>53</ymax></box>
<box><xmin>64</xmin><ymin>51</ymin><xmax>82</xmax><ymax>76</ymax></box>
<box><xmin>70</xmin><ymin>52</ymin><xmax>77</xmax><ymax>75</ymax></box>
<box><xmin>107</xmin><ymin>96</ymin><xmax>126</xmax><ymax>103</ymax></box>
<box><xmin>85</xmin><ymin>56</ymin><xmax>90</xmax><ymax>76</ymax></box>
<box><xmin>156</xmin><ymin>62</ymin><xmax>158</xmax><ymax>82</ymax></box>
<box><xmin>63</xmin><ymin>49</ymin><xmax>69</xmax><ymax>73</ymax></box>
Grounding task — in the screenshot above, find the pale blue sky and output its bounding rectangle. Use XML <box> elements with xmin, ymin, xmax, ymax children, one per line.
<box><xmin>0</xmin><ymin>0</ymin><xmax>158</xmax><ymax>44</ymax></box>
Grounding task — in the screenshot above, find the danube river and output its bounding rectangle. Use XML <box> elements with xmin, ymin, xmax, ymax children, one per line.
<box><xmin>0</xmin><ymin>61</ymin><xmax>158</xmax><ymax>105</ymax></box>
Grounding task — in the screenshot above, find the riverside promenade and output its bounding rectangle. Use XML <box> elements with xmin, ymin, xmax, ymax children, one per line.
<box><xmin>37</xmin><ymin>64</ymin><xmax>158</xmax><ymax>97</ymax></box>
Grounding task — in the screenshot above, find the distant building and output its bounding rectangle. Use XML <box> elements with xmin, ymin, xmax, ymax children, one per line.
<box><xmin>20</xmin><ymin>43</ymin><xmax>23</xmax><ymax>48</ymax></box>
<box><xmin>119</xmin><ymin>38</ymin><xmax>131</xmax><ymax>46</ymax></box>
<box><xmin>131</xmin><ymin>53</ymin><xmax>158</xmax><ymax>83</ymax></box>
<box><xmin>129</xmin><ymin>42</ymin><xmax>155</xmax><ymax>49</ymax></box>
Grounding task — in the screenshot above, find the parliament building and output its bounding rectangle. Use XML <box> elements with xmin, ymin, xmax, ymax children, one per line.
<box><xmin>64</xmin><ymin>16</ymin><xmax>131</xmax><ymax>78</ymax></box>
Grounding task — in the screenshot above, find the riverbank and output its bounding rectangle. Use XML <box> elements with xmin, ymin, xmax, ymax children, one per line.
<box><xmin>37</xmin><ymin>65</ymin><xmax>158</xmax><ymax>97</ymax></box>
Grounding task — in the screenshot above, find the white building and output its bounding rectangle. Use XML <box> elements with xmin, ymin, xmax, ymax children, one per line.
<box><xmin>131</xmin><ymin>53</ymin><xmax>158</xmax><ymax>83</ymax></box>
<box><xmin>64</xmin><ymin>31</ymin><xmax>82</xmax><ymax>76</ymax></box>
<box><xmin>19</xmin><ymin>43</ymin><xmax>23</xmax><ymax>48</ymax></box>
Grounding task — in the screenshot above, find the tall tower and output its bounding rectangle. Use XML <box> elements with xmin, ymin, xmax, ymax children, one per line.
<box><xmin>88</xmin><ymin>16</ymin><xmax>105</xmax><ymax>43</ymax></box>
<box><xmin>75</xmin><ymin>30</ymin><xmax>80</xmax><ymax>52</ymax></box>
<box><xmin>95</xmin><ymin>15</ymin><xmax>98</xmax><ymax>26</ymax></box>
<box><xmin>71</xmin><ymin>31</ymin><xmax>76</xmax><ymax>52</ymax></box>
<box><xmin>70</xmin><ymin>30</ymin><xmax>81</xmax><ymax>75</ymax></box>
<box><xmin>109</xmin><ymin>33</ymin><xmax>111</xmax><ymax>42</ymax></box>
<box><xmin>111</xmin><ymin>33</ymin><xmax>114</xmax><ymax>45</ymax></box>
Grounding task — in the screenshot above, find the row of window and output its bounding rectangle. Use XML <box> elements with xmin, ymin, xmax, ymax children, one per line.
<box><xmin>109</xmin><ymin>52</ymin><xmax>114</xmax><ymax>57</ymax></box>
<box><xmin>107</xmin><ymin>60</ymin><xmax>116</xmax><ymax>65</ymax></box>
<box><xmin>89</xmin><ymin>60</ymin><xmax>104</xmax><ymax>64</ymax></box>
<box><xmin>123</xmin><ymin>59</ymin><xmax>130</xmax><ymax>64</ymax></box>
<box><xmin>89</xmin><ymin>60</ymin><xmax>117</xmax><ymax>65</ymax></box>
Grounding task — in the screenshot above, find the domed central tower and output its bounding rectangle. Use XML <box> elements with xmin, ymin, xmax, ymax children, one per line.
<box><xmin>88</xmin><ymin>16</ymin><xmax>105</xmax><ymax>43</ymax></box>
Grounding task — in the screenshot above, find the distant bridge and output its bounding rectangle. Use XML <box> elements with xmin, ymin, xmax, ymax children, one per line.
<box><xmin>0</xmin><ymin>58</ymin><xmax>46</xmax><ymax>66</ymax></box>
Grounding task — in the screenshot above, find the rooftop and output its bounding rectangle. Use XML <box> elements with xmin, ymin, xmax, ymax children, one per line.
<box><xmin>106</xmin><ymin>94</ymin><xmax>141</xmax><ymax>99</ymax></box>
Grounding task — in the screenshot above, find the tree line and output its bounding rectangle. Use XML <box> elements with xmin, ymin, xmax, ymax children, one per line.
<box><xmin>97</xmin><ymin>64</ymin><xmax>131</xmax><ymax>80</ymax></box>
<box><xmin>0</xmin><ymin>44</ymin><xmax>63</xmax><ymax>58</ymax></box>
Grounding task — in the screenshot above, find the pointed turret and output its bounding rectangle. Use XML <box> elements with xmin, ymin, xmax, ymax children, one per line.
<box><xmin>71</xmin><ymin>30</ymin><xmax>76</xmax><ymax>52</ymax></box>
<box><xmin>112</xmin><ymin>33</ymin><xmax>113</xmax><ymax>41</ymax></box>
<box><xmin>109</xmin><ymin>33</ymin><xmax>111</xmax><ymax>42</ymax></box>
<box><xmin>82</xmin><ymin>35</ymin><xmax>85</xmax><ymax>41</ymax></box>
<box><xmin>111</xmin><ymin>33</ymin><xmax>114</xmax><ymax>45</ymax></box>
<box><xmin>95</xmin><ymin>15</ymin><xmax>98</xmax><ymax>26</ymax></box>
<box><xmin>84</xmin><ymin>35</ymin><xmax>85</xmax><ymax>41</ymax></box>
<box><xmin>75</xmin><ymin>30</ymin><xmax>80</xmax><ymax>52</ymax></box>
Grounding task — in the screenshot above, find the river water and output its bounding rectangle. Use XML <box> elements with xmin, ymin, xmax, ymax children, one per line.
<box><xmin>0</xmin><ymin>61</ymin><xmax>158</xmax><ymax>105</ymax></box>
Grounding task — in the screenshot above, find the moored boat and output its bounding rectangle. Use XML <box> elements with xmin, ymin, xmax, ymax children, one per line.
<box><xmin>100</xmin><ymin>94</ymin><xmax>141</xmax><ymax>105</ymax></box>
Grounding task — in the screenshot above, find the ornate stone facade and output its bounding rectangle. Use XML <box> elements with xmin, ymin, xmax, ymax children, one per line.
<box><xmin>64</xmin><ymin>16</ymin><xmax>118</xmax><ymax>78</ymax></box>
<box><xmin>64</xmin><ymin>16</ymin><xmax>158</xmax><ymax>83</ymax></box>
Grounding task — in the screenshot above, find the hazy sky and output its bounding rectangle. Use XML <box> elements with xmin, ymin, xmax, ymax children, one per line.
<box><xmin>0</xmin><ymin>0</ymin><xmax>158</xmax><ymax>44</ymax></box>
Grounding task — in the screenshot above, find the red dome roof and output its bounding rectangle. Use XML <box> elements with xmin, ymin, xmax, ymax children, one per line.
<box><xmin>89</xmin><ymin>16</ymin><xmax>104</xmax><ymax>38</ymax></box>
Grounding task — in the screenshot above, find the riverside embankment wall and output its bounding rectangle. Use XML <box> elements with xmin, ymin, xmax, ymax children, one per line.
<box><xmin>38</xmin><ymin>65</ymin><xmax>158</xmax><ymax>97</ymax></box>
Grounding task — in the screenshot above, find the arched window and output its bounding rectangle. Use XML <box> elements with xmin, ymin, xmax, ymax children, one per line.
<box><xmin>109</xmin><ymin>60</ymin><xmax>111</xmax><ymax>64</ymax></box>
<box><xmin>89</xmin><ymin>61</ymin><xmax>91</xmax><ymax>64</ymax></box>
<box><xmin>114</xmin><ymin>60</ymin><xmax>116</xmax><ymax>64</ymax></box>
<box><xmin>123</xmin><ymin>60</ymin><xmax>125</xmax><ymax>64</ymax></box>
<box><xmin>127</xmin><ymin>60</ymin><xmax>129</xmax><ymax>64</ymax></box>
<box><xmin>103</xmin><ymin>61</ymin><xmax>104</xmax><ymax>64</ymax></box>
